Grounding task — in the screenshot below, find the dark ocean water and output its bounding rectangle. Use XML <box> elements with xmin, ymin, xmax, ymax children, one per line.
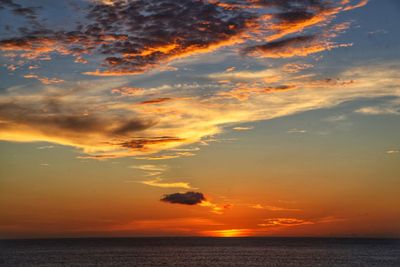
<box><xmin>1</xmin><ymin>237</ymin><xmax>399</xmax><ymax>266</ymax></box>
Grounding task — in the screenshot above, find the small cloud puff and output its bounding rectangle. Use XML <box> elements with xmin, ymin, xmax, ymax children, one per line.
<box><xmin>161</xmin><ymin>191</ymin><xmax>206</xmax><ymax>205</ymax></box>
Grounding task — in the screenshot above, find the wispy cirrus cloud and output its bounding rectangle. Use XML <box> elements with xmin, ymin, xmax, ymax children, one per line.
<box><xmin>233</xmin><ymin>126</ymin><xmax>254</xmax><ymax>131</ymax></box>
<box><xmin>258</xmin><ymin>217</ymin><xmax>314</xmax><ymax>227</ymax></box>
<box><xmin>287</xmin><ymin>128</ymin><xmax>307</xmax><ymax>134</ymax></box>
<box><xmin>249</xmin><ymin>204</ymin><xmax>301</xmax><ymax>212</ymax></box>
<box><xmin>0</xmin><ymin>63</ymin><xmax>399</xmax><ymax>159</ymax></box>
<box><xmin>2</xmin><ymin>0</ymin><xmax>395</xmax><ymax>162</ymax></box>
<box><xmin>257</xmin><ymin>216</ymin><xmax>345</xmax><ymax>228</ymax></box>
<box><xmin>133</xmin><ymin>178</ymin><xmax>195</xmax><ymax>190</ymax></box>
<box><xmin>130</xmin><ymin>164</ymin><xmax>168</xmax><ymax>173</ymax></box>
<box><xmin>355</xmin><ymin>106</ymin><xmax>400</xmax><ymax>115</ymax></box>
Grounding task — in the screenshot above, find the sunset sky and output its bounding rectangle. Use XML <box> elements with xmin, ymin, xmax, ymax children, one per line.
<box><xmin>0</xmin><ymin>0</ymin><xmax>399</xmax><ymax>239</ymax></box>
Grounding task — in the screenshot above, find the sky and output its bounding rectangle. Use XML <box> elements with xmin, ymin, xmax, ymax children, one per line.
<box><xmin>0</xmin><ymin>0</ymin><xmax>399</xmax><ymax>239</ymax></box>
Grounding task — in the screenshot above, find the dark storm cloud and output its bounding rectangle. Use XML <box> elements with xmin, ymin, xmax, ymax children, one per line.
<box><xmin>161</xmin><ymin>191</ymin><xmax>206</xmax><ymax>205</ymax></box>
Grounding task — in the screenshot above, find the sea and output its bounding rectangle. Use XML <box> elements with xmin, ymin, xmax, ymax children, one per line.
<box><xmin>1</xmin><ymin>237</ymin><xmax>399</xmax><ymax>266</ymax></box>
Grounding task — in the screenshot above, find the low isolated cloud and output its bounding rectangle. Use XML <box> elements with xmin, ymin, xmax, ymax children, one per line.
<box><xmin>161</xmin><ymin>191</ymin><xmax>206</xmax><ymax>205</ymax></box>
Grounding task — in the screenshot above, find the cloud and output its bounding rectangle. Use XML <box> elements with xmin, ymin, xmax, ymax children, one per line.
<box><xmin>244</xmin><ymin>33</ymin><xmax>352</xmax><ymax>58</ymax></box>
<box><xmin>161</xmin><ymin>191</ymin><xmax>206</xmax><ymax>205</ymax></box>
<box><xmin>0</xmin><ymin>101</ymin><xmax>155</xmax><ymax>138</ymax></box>
<box><xmin>23</xmin><ymin>74</ymin><xmax>64</xmax><ymax>85</ymax></box>
<box><xmin>249</xmin><ymin>204</ymin><xmax>301</xmax><ymax>211</ymax></box>
<box><xmin>0</xmin><ymin>63</ymin><xmax>399</xmax><ymax>159</ymax></box>
<box><xmin>233</xmin><ymin>126</ymin><xmax>254</xmax><ymax>131</ymax></box>
<box><xmin>129</xmin><ymin>164</ymin><xmax>194</xmax><ymax>189</ymax></box>
<box><xmin>199</xmin><ymin>201</ymin><xmax>232</xmax><ymax>214</ymax></box>
<box><xmin>343</xmin><ymin>0</ymin><xmax>368</xmax><ymax>11</ymax></box>
<box><xmin>0</xmin><ymin>0</ymin><xmax>367</xmax><ymax>75</ymax></box>
<box><xmin>160</xmin><ymin>191</ymin><xmax>231</xmax><ymax>214</ymax></box>
<box><xmin>258</xmin><ymin>218</ymin><xmax>314</xmax><ymax>227</ymax></box>
<box><xmin>386</xmin><ymin>150</ymin><xmax>399</xmax><ymax>154</ymax></box>
<box><xmin>1</xmin><ymin>0</ymin><xmax>254</xmax><ymax>75</ymax></box>
<box><xmin>139</xmin><ymin>98</ymin><xmax>173</xmax><ymax>105</ymax></box>
<box><xmin>209</xmin><ymin>68</ymin><xmax>281</xmax><ymax>81</ymax></box>
<box><xmin>130</xmin><ymin>164</ymin><xmax>168</xmax><ymax>172</ymax></box>
<box><xmin>137</xmin><ymin>178</ymin><xmax>195</xmax><ymax>189</ymax></box>
<box><xmin>283</xmin><ymin>63</ymin><xmax>314</xmax><ymax>73</ymax></box>
<box><xmin>37</xmin><ymin>145</ymin><xmax>54</xmax><ymax>150</ymax></box>
<box><xmin>355</xmin><ymin>106</ymin><xmax>400</xmax><ymax>115</ymax></box>
<box><xmin>120</xmin><ymin>137</ymin><xmax>186</xmax><ymax>151</ymax></box>
<box><xmin>135</xmin><ymin>152</ymin><xmax>196</xmax><ymax>160</ymax></box>
<box><xmin>258</xmin><ymin>216</ymin><xmax>346</xmax><ymax>228</ymax></box>
<box><xmin>287</xmin><ymin>128</ymin><xmax>307</xmax><ymax>134</ymax></box>
<box><xmin>217</xmin><ymin>84</ymin><xmax>296</xmax><ymax>101</ymax></box>
<box><xmin>111</xmin><ymin>87</ymin><xmax>145</xmax><ymax>96</ymax></box>
<box><xmin>0</xmin><ymin>0</ymin><xmax>39</xmax><ymax>20</ymax></box>
<box><xmin>324</xmin><ymin>114</ymin><xmax>347</xmax><ymax>122</ymax></box>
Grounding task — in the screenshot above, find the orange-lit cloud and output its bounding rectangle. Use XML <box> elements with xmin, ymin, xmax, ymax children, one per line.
<box><xmin>249</xmin><ymin>204</ymin><xmax>301</xmax><ymax>211</ymax></box>
<box><xmin>245</xmin><ymin>34</ymin><xmax>352</xmax><ymax>58</ymax></box>
<box><xmin>1</xmin><ymin>0</ymin><xmax>254</xmax><ymax>76</ymax></box>
<box><xmin>134</xmin><ymin>153</ymin><xmax>195</xmax><ymax>161</ymax></box>
<box><xmin>136</xmin><ymin>178</ymin><xmax>195</xmax><ymax>190</ymax></box>
<box><xmin>139</xmin><ymin>98</ymin><xmax>174</xmax><ymax>105</ymax></box>
<box><xmin>343</xmin><ymin>0</ymin><xmax>368</xmax><ymax>11</ymax></box>
<box><xmin>0</xmin><ymin>63</ymin><xmax>399</xmax><ymax>159</ymax></box>
<box><xmin>0</xmin><ymin>0</ymin><xmax>367</xmax><ymax>76</ymax></box>
<box><xmin>217</xmin><ymin>84</ymin><xmax>296</xmax><ymax>101</ymax></box>
<box><xmin>233</xmin><ymin>126</ymin><xmax>254</xmax><ymax>131</ymax></box>
<box><xmin>283</xmin><ymin>63</ymin><xmax>314</xmax><ymax>73</ymax></box>
<box><xmin>111</xmin><ymin>87</ymin><xmax>145</xmax><ymax>97</ymax></box>
<box><xmin>258</xmin><ymin>218</ymin><xmax>314</xmax><ymax>227</ymax></box>
<box><xmin>23</xmin><ymin>74</ymin><xmax>64</xmax><ymax>84</ymax></box>
<box><xmin>199</xmin><ymin>201</ymin><xmax>232</xmax><ymax>215</ymax></box>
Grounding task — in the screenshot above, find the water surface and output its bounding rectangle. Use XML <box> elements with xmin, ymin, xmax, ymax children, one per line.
<box><xmin>1</xmin><ymin>237</ymin><xmax>399</xmax><ymax>266</ymax></box>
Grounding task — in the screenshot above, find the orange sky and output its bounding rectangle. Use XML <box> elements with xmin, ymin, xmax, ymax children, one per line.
<box><xmin>0</xmin><ymin>0</ymin><xmax>400</xmax><ymax>239</ymax></box>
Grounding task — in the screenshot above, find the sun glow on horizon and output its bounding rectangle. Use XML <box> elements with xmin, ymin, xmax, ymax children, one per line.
<box><xmin>202</xmin><ymin>229</ymin><xmax>254</xmax><ymax>237</ymax></box>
